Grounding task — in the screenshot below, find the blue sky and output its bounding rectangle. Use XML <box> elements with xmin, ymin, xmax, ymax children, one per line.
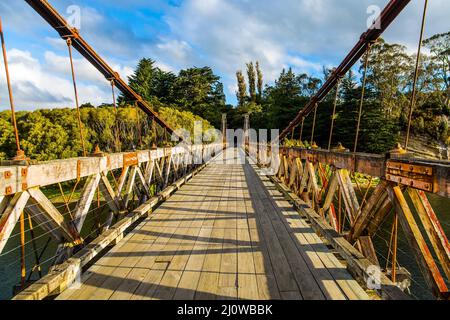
<box><xmin>0</xmin><ymin>0</ymin><xmax>449</xmax><ymax>110</ymax></box>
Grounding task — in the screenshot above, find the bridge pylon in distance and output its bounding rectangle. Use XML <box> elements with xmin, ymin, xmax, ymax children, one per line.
<box><xmin>244</xmin><ymin>113</ymin><xmax>250</xmax><ymax>147</ymax></box>
<box><xmin>221</xmin><ymin>113</ymin><xmax>227</xmax><ymax>146</ymax></box>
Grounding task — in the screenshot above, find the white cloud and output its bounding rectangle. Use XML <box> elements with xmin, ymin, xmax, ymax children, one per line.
<box><xmin>0</xmin><ymin>49</ymin><xmax>112</xmax><ymax>110</ymax></box>
<box><xmin>1</xmin><ymin>0</ymin><xmax>449</xmax><ymax>108</ymax></box>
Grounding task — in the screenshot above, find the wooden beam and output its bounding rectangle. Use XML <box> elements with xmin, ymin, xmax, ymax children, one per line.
<box><xmin>123</xmin><ymin>167</ymin><xmax>137</xmax><ymax>208</ymax></box>
<box><xmin>407</xmin><ymin>188</ymin><xmax>450</xmax><ymax>280</ymax></box>
<box><xmin>25</xmin><ymin>199</ymin><xmax>66</xmax><ymax>242</ymax></box>
<box><xmin>388</xmin><ymin>185</ymin><xmax>448</xmax><ymax>298</ymax></box>
<box><xmin>73</xmin><ymin>174</ymin><xmax>101</xmax><ymax>232</ymax></box>
<box><xmin>366</xmin><ymin>195</ymin><xmax>393</xmax><ymax>236</ymax></box>
<box><xmin>336</xmin><ymin>169</ymin><xmax>360</xmax><ymax>223</ymax></box>
<box><xmin>12</xmin><ymin>156</ymin><xmax>213</xmax><ymax>300</ymax></box>
<box><xmin>349</xmin><ymin>180</ymin><xmax>388</xmax><ymax>242</ymax></box>
<box><xmin>267</xmin><ymin>174</ymin><xmax>409</xmax><ymax>300</ymax></box>
<box><xmin>0</xmin><ymin>192</ymin><xmax>30</xmax><ymax>254</ymax></box>
<box><xmin>27</xmin><ymin>188</ymin><xmax>79</xmax><ymax>243</ymax></box>
<box><xmin>321</xmin><ymin>171</ymin><xmax>338</xmax><ymax>213</ymax></box>
<box><xmin>99</xmin><ymin>173</ymin><xmax>121</xmax><ymax>214</ymax></box>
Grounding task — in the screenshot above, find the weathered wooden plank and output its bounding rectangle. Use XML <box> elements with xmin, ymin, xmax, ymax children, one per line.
<box><xmin>28</xmin><ymin>187</ymin><xmax>80</xmax><ymax>242</ymax></box>
<box><xmin>387</xmin><ymin>185</ymin><xmax>448</xmax><ymax>298</ymax></box>
<box><xmin>73</xmin><ymin>174</ymin><xmax>101</xmax><ymax>232</ymax></box>
<box><xmin>407</xmin><ymin>188</ymin><xmax>450</xmax><ymax>280</ymax></box>
<box><xmin>268</xmin><ymin>174</ymin><xmax>409</xmax><ymax>300</ymax></box>
<box><xmin>13</xmin><ymin>160</ymin><xmax>212</xmax><ymax>301</ymax></box>
<box><xmin>349</xmin><ymin>180</ymin><xmax>388</xmax><ymax>242</ymax></box>
<box><xmin>0</xmin><ymin>192</ymin><xmax>30</xmax><ymax>254</ymax></box>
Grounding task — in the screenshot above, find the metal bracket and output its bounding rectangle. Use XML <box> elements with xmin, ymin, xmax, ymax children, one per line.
<box><xmin>123</xmin><ymin>152</ymin><xmax>138</xmax><ymax>168</ymax></box>
<box><xmin>386</xmin><ymin>161</ymin><xmax>434</xmax><ymax>192</ymax></box>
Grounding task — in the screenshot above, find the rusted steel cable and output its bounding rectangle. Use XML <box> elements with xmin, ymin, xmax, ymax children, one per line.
<box><xmin>405</xmin><ymin>0</ymin><xmax>429</xmax><ymax>150</ymax></box>
<box><xmin>299</xmin><ymin>117</ymin><xmax>305</xmax><ymax>142</ymax></box>
<box><xmin>135</xmin><ymin>101</ymin><xmax>142</xmax><ymax>148</ymax></box>
<box><xmin>0</xmin><ymin>18</ymin><xmax>25</xmax><ymax>160</ymax></box>
<box><xmin>328</xmin><ymin>79</ymin><xmax>342</xmax><ymax>151</ymax></box>
<box><xmin>20</xmin><ymin>211</ymin><xmax>26</xmax><ymax>287</ymax></box>
<box><xmin>354</xmin><ymin>44</ymin><xmax>372</xmax><ymax>153</ymax></box>
<box><xmin>110</xmin><ymin>80</ymin><xmax>121</xmax><ymax>152</ymax></box>
<box><xmin>310</xmin><ymin>103</ymin><xmax>318</xmax><ymax>145</ymax></box>
<box><xmin>279</xmin><ymin>0</ymin><xmax>412</xmax><ymax>141</ymax></box>
<box><xmin>26</xmin><ymin>214</ymin><xmax>42</xmax><ymax>279</ymax></box>
<box><xmin>67</xmin><ymin>38</ymin><xmax>87</xmax><ymax>157</ymax></box>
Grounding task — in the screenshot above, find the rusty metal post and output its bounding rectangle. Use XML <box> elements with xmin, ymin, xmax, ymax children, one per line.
<box><xmin>0</xmin><ymin>18</ymin><xmax>26</xmax><ymax>161</ymax></box>
<box><xmin>405</xmin><ymin>0</ymin><xmax>429</xmax><ymax>150</ymax></box>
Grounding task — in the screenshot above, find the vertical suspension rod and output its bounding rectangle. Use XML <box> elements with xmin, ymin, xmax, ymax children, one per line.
<box><xmin>328</xmin><ymin>78</ymin><xmax>341</xmax><ymax>151</ymax></box>
<box><xmin>0</xmin><ymin>18</ymin><xmax>23</xmax><ymax>158</ymax></box>
<box><xmin>405</xmin><ymin>0</ymin><xmax>429</xmax><ymax>150</ymax></box>
<box><xmin>354</xmin><ymin>44</ymin><xmax>372</xmax><ymax>153</ymax></box>
<box><xmin>67</xmin><ymin>38</ymin><xmax>87</xmax><ymax>157</ymax></box>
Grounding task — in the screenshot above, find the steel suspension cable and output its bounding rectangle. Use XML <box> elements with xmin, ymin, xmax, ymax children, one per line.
<box><xmin>328</xmin><ymin>78</ymin><xmax>342</xmax><ymax>151</ymax></box>
<box><xmin>405</xmin><ymin>0</ymin><xmax>429</xmax><ymax>150</ymax></box>
<box><xmin>354</xmin><ymin>44</ymin><xmax>373</xmax><ymax>153</ymax></box>
<box><xmin>299</xmin><ymin>117</ymin><xmax>305</xmax><ymax>142</ymax></box>
<box><xmin>110</xmin><ymin>80</ymin><xmax>121</xmax><ymax>152</ymax></box>
<box><xmin>310</xmin><ymin>103</ymin><xmax>318</xmax><ymax>146</ymax></box>
<box><xmin>66</xmin><ymin>38</ymin><xmax>87</xmax><ymax>157</ymax></box>
<box><xmin>0</xmin><ymin>18</ymin><xmax>25</xmax><ymax>161</ymax></box>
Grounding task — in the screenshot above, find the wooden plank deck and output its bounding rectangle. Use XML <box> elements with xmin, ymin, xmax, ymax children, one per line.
<box><xmin>56</xmin><ymin>148</ymin><xmax>369</xmax><ymax>300</ymax></box>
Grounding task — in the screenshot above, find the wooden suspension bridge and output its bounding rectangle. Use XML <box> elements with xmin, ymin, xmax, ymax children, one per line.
<box><xmin>0</xmin><ymin>0</ymin><xmax>449</xmax><ymax>300</ymax></box>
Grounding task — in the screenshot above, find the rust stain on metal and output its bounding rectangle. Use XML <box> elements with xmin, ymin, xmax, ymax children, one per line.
<box><xmin>5</xmin><ymin>186</ymin><xmax>12</xmax><ymax>195</ymax></box>
<box><xmin>3</xmin><ymin>171</ymin><xmax>12</xmax><ymax>179</ymax></box>
<box><xmin>386</xmin><ymin>161</ymin><xmax>434</xmax><ymax>192</ymax></box>
<box><xmin>76</xmin><ymin>160</ymin><xmax>82</xmax><ymax>182</ymax></box>
<box><xmin>123</xmin><ymin>152</ymin><xmax>138</xmax><ymax>168</ymax></box>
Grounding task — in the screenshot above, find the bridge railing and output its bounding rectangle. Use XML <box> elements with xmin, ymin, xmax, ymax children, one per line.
<box><xmin>248</xmin><ymin>142</ymin><xmax>449</xmax><ymax>300</ymax></box>
<box><xmin>0</xmin><ymin>143</ymin><xmax>223</xmax><ymax>296</ymax></box>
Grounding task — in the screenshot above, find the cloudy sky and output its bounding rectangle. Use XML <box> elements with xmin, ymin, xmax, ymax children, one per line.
<box><xmin>0</xmin><ymin>0</ymin><xmax>449</xmax><ymax>110</ymax></box>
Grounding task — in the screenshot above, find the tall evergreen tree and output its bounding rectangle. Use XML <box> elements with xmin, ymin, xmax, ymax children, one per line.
<box><xmin>247</xmin><ymin>62</ymin><xmax>257</xmax><ymax>103</ymax></box>
<box><xmin>236</xmin><ymin>70</ymin><xmax>247</xmax><ymax>108</ymax></box>
<box><xmin>256</xmin><ymin>61</ymin><xmax>263</xmax><ymax>104</ymax></box>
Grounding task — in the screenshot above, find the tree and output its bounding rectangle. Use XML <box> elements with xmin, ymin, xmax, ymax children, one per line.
<box><xmin>365</xmin><ymin>39</ymin><xmax>412</xmax><ymax>119</ymax></box>
<box><xmin>247</xmin><ymin>62</ymin><xmax>257</xmax><ymax>103</ymax></box>
<box><xmin>236</xmin><ymin>70</ymin><xmax>247</xmax><ymax>108</ymax></box>
<box><xmin>169</xmin><ymin>67</ymin><xmax>225</xmax><ymax>127</ymax></box>
<box><xmin>264</xmin><ymin>68</ymin><xmax>306</xmax><ymax>130</ymax></box>
<box><xmin>423</xmin><ymin>31</ymin><xmax>450</xmax><ymax>108</ymax></box>
<box><xmin>121</xmin><ymin>58</ymin><xmax>176</xmax><ymax>107</ymax></box>
<box><xmin>256</xmin><ymin>61</ymin><xmax>263</xmax><ymax>104</ymax></box>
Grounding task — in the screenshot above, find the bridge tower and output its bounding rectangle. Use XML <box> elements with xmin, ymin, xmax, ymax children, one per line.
<box><xmin>244</xmin><ymin>113</ymin><xmax>250</xmax><ymax>147</ymax></box>
<box><xmin>221</xmin><ymin>113</ymin><xmax>227</xmax><ymax>147</ymax></box>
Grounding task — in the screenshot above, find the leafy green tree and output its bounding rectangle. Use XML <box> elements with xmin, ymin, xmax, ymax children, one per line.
<box><xmin>169</xmin><ymin>67</ymin><xmax>225</xmax><ymax>128</ymax></box>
